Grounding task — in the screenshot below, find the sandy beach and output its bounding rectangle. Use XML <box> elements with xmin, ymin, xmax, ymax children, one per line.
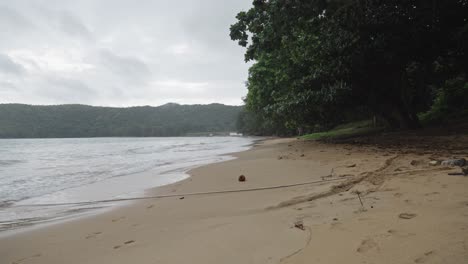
<box><xmin>1</xmin><ymin>137</ymin><xmax>467</xmax><ymax>264</ymax></box>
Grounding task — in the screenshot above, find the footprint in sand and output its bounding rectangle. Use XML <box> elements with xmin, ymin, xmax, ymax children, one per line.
<box><xmin>85</xmin><ymin>231</ymin><xmax>103</xmax><ymax>239</ymax></box>
<box><xmin>399</xmin><ymin>213</ymin><xmax>417</xmax><ymax>219</ymax></box>
<box><xmin>387</xmin><ymin>229</ymin><xmax>416</xmax><ymax>238</ymax></box>
<box><xmin>12</xmin><ymin>253</ymin><xmax>42</xmax><ymax>264</ymax></box>
<box><xmin>330</xmin><ymin>221</ymin><xmax>343</xmax><ymax>230</ymax></box>
<box><xmin>113</xmin><ymin>240</ymin><xmax>135</xmax><ymax>249</ymax></box>
<box><xmin>414</xmin><ymin>250</ymin><xmax>435</xmax><ymax>263</ymax></box>
<box><xmin>356</xmin><ymin>238</ymin><xmax>379</xmax><ymax>253</ymax></box>
<box><xmin>111</xmin><ymin>216</ymin><xmax>126</xmax><ymax>223</ymax></box>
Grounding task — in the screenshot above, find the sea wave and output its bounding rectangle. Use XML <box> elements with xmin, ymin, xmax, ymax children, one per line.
<box><xmin>0</xmin><ymin>137</ymin><xmax>255</xmax><ymax>233</ymax></box>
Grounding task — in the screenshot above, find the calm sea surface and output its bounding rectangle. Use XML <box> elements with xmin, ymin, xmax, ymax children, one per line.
<box><xmin>0</xmin><ymin>137</ymin><xmax>255</xmax><ymax>232</ymax></box>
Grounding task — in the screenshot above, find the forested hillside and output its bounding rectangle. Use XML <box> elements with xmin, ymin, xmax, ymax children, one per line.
<box><xmin>0</xmin><ymin>103</ymin><xmax>242</xmax><ymax>138</ymax></box>
<box><xmin>231</xmin><ymin>0</ymin><xmax>468</xmax><ymax>136</ymax></box>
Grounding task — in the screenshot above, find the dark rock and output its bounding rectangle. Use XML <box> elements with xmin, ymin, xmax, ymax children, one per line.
<box><xmin>294</xmin><ymin>220</ymin><xmax>305</xmax><ymax>230</ymax></box>
<box><xmin>238</xmin><ymin>175</ymin><xmax>246</xmax><ymax>182</ymax></box>
<box><xmin>462</xmin><ymin>166</ymin><xmax>468</xmax><ymax>176</ymax></box>
<box><xmin>441</xmin><ymin>158</ymin><xmax>466</xmax><ymax>167</ymax></box>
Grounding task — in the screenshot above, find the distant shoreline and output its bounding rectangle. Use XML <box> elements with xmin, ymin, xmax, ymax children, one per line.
<box><xmin>0</xmin><ymin>103</ymin><xmax>243</xmax><ymax>138</ymax></box>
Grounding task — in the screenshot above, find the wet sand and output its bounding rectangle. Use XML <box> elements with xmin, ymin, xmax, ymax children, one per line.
<box><xmin>1</xmin><ymin>137</ymin><xmax>467</xmax><ymax>263</ymax></box>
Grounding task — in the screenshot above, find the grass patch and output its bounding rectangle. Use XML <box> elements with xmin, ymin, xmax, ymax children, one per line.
<box><xmin>301</xmin><ymin>120</ymin><xmax>382</xmax><ymax>141</ymax></box>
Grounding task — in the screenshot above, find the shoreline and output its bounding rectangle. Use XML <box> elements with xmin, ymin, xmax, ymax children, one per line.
<box><xmin>1</xmin><ymin>137</ymin><xmax>467</xmax><ymax>263</ymax></box>
<box><xmin>0</xmin><ymin>137</ymin><xmax>261</xmax><ymax>237</ymax></box>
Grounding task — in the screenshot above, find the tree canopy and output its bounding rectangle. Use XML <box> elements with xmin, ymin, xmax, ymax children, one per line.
<box><xmin>0</xmin><ymin>103</ymin><xmax>242</xmax><ymax>138</ymax></box>
<box><xmin>231</xmin><ymin>0</ymin><xmax>468</xmax><ymax>134</ymax></box>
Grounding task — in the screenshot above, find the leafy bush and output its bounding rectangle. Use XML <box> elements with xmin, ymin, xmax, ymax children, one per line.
<box><xmin>420</xmin><ymin>77</ymin><xmax>468</xmax><ymax>124</ymax></box>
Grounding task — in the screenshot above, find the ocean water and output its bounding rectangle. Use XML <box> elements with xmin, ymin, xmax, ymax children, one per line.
<box><xmin>0</xmin><ymin>137</ymin><xmax>255</xmax><ymax>232</ymax></box>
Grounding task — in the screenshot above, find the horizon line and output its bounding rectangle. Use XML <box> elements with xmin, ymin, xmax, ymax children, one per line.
<box><xmin>0</xmin><ymin>102</ymin><xmax>245</xmax><ymax>108</ymax></box>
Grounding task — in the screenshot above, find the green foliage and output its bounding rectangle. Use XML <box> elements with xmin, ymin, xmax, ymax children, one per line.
<box><xmin>0</xmin><ymin>103</ymin><xmax>242</xmax><ymax>138</ymax></box>
<box><xmin>301</xmin><ymin>120</ymin><xmax>382</xmax><ymax>141</ymax></box>
<box><xmin>231</xmin><ymin>0</ymin><xmax>468</xmax><ymax>133</ymax></box>
<box><xmin>419</xmin><ymin>77</ymin><xmax>468</xmax><ymax>124</ymax></box>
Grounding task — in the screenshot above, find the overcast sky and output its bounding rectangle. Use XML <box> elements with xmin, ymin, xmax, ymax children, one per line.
<box><xmin>0</xmin><ymin>0</ymin><xmax>252</xmax><ymax>106</ymax></box>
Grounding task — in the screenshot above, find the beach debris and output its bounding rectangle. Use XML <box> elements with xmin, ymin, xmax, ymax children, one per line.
<box><xmin>448</xmin><ymin>166</ymin><xmax>468</xmax><ymax>176</ymax></box>
<box><xmin>347</xmin><ymin>163</ymin><xmax>357</xmax><ymax>168</ymax></box>
<box><xmin>124</xmin><ymin>240</ymin><xmax>135</xmax><ymax>245</ymax></box>
<box><xmin>441</xmin><ymin>158</ymin><xmax>466</xmax><ymax>167</ymax></box>
<box><xmin>300</xmin><ymin>154</ymin><xmax>305</xmax><ymax>157</ymax></box>
<box><xmin>333</xmin><ymin>218</ymin><xmax>338</xmax><ymax>221</ymax></box>
<box><xmin>352</xmin><ymin>190</ymin><xmax>364</xmax><ymax>207</ymax></box>
<box><xmin>357</xmin><ymin>191</ymin><xmax>364</xmax><ymax>207</ymax></box>
<box><xmin>429</xmin><ymin>160</ymin><xmax>440</xmax><ymax>166</ymax></box>
<box><xmin>278</xmin><ymin>156</ymin><xmax>283</xmax><ymax>160</ymax></box>
<box><xmin>179</xmin><ymin>196</ymin><xmax>185</xmax><ymax>200</ymax></box>
<box><xmin>398</xmin><ymin>213</ymin><xmax>417</xmax><ymax>219</ymax></box>
<box><xmin>238</xmin><ymin>175</ymin><xmax>246</xmax><ymax>182</ymax></box>
<box><xmin>294</xmin><ymin>220</ymin><xmax>305</xmax><ymax>230</ymax></box>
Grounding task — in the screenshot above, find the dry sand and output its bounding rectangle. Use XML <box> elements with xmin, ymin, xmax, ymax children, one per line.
<box><xmin>1</xmin><ymin>137</ymin><xmax>467</xmax><ymax>264</ymax></box>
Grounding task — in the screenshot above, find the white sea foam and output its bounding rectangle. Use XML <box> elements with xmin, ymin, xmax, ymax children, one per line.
<box><xmin>0</xmin><ymin>137</ymin><xmax>255</xmax><ymax>232</ymax></box>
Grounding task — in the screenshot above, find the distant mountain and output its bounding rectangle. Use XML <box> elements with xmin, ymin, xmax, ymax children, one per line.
<box><xmin>0</xmin><ymin>103</ymin><xmax>243</xmax><ymax>138</ymax></box>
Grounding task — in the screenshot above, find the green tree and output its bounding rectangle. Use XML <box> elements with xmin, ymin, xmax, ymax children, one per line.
<box><xmin>231</xmin><ymin>0</ymin><xmax>468</xmax><ymax>131</ymax></box>
<box><xmin>0</xmin><ymin>103</ymin><xmax>243</xmax><ymax>138</ymax></box>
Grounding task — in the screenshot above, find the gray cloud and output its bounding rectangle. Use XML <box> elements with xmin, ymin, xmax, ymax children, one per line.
<box><xmin>41</xmin><ymin>77</ymin><xmax>97</xmax><ymax>104</ymax></box>
<box><xmin>57</xmin><ymin>11</ymin><xmax>94</xmax><ymax>40</ymax></box>
<box><xmin>98</xmin><ymin>50</ymin><xmax>150</xmax><ymax>80</ymax></box>
<box><xmin>0</xmin><ymin>54</ymin><xmax>25</xmax><ymax>75</ymax></box>
<box><xmin>0</xmin><ymin>5</ymin><xmax>33</xmax><ymax>31</ymax></box>
<box><xmin>0</xmin><ymin>0</ymin><xmax>252</xmax><ymax>106</ymax></box>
